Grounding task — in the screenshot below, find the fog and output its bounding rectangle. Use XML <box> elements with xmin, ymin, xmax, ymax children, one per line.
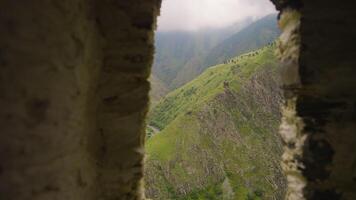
<box><xmin>157</xmin><ymin>0</ymin><xmax>277</xmax><ymax>32</ymax></box>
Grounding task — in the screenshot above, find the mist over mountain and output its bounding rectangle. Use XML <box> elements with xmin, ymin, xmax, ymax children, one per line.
<box><xmin>204</xmin><ymin>14</ymin><xmax>280</xmax><ymax>67</ymax></box>
<box><xmin>157</xmin><ymin>0</ymin><xmax>276</xmax><ymax>31</ymax></box>
<box><xmin>152</xmin><ymin>18</ymin><xmax>253</xmax><ymax>90</ymax></box>
<box><xmin>151</xmin><ymin>14</ymin><xmax>279</xmax><ymax>94</ymax></box>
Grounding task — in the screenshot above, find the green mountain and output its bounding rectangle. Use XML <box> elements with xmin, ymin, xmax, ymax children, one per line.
<box><xmin>152</xmin><ymin>14</ymin><xmax>279</xmax><ymax>90</ymax></box>
<box><xmin>145</xmin><ymin>44</ymin><xmax>286</xmax><ymax>200</ymax></box>
<box><xmin>204</xmin><ymin>14</ymin><xmax>280</xmax><ymax>68</ymax></box>
<box><xmin>152</xmin><ymin>19</ymin><xmax>253</xmax><ymax>89</ymax></box>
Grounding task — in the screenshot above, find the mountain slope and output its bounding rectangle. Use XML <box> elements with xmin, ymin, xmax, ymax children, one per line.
<box><xmin>149</xmin><ymin>75</ymin><xmax>169</xmax><ymax>107</ymax></box>
<box><xmin>204</xmin><ymin>14</ymin><xmax>280</xmax><ymax>68</ymax></box>
<box><xmin>152</xmin><ymin>19</ymin><xmax>253</xmax><ymax>89</ymax></box>
<box><xmin>145</xmin><ymin>44</ymin><xmax>286</xmax><ymax>200</ymax></box>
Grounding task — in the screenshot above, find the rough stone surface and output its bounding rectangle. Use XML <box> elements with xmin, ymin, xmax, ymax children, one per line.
<box><xmin>277</xmin><ymin>9</ymin><xmax>306</xmax><ymax>200</ymax></box>
<box><xmin>277</xmin><ymin>0</ymin><xmax>356</xmax><ymax>199</ymax></box>
<box><xmin>94</xmin><ymin>0</ymin><xmax>161</xmax><ymax>199</ymax></box>
<box><xmin>0</xmin><ymin>1</ymin><xmax>101</xmax><ymax>199</ymax></box>
<box><xmin>0</xmin><ymin>0</ymin><xmax>161</xmax><ymax>199</ymax></box>
<box><xmin>298</xmin><ymin>1</ymin><xmax>356</xmax><ymax>199</ymax></box>
<box><xmin>271</xmin><ymin>0</ymin><xmax>303</xmax><ymax>11</ymax></box>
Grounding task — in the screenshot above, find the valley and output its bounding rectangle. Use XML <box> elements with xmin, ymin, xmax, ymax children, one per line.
<box><xmin>150</xmin><ymin>13</ymin><xmax>280</xmax><ymax>96</ymax></box>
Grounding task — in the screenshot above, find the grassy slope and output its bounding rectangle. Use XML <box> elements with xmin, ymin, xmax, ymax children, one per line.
<box><xmin>145</xmin><ymin>45</ymin><xmax>286</xmax><ymax>200</ymax></box>
<box><xmin>149</xmin><ymin>74</ymin><xmax>169</xmax><ymax>107</ymax></box>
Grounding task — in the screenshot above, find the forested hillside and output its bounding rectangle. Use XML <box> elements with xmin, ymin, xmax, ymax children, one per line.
<box><xmin>145</xmin><ymin>44</ymin><xmax>286</xmax><ymax>200</ymax></box>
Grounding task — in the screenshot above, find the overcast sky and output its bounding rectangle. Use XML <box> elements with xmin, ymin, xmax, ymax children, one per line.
<box><xmin>157</xmin><ymin>0</ymin><xmax>277</xmax><ymax>31</ymax></box>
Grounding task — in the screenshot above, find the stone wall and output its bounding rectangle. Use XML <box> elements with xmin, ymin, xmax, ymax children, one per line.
<box><xmin>94</xmin><ymin>0</ymin><xmax>161</xmax><ymax>199</ymax></box>
<box><xmin>276</xmin><ymin>0</ymin><xmax>356</xmax><ymax>199</ymax></box>
<box><xmin>0</xmin><ymin>1</ymin><xmax>101</xmax><ymax>199</ymax></box>
<box><xmin>0</xmin><ymin>0</ymin><xmax>161</xmax><ymax>199</ymax></box>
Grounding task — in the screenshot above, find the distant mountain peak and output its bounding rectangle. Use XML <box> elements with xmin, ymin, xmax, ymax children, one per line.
<box><xmin>152</xmin><ymin>13</ymin><xmax>280</xmax><ymax>90</ymax></box>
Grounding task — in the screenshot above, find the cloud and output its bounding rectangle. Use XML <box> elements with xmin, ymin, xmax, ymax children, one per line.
<box><xmin>157</xmin><ymin>0</ymin><xmax>277</xmax><ymax>31</ymax></box>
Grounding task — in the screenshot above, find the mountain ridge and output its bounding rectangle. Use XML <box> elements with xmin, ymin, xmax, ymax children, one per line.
<box><xmin>203</xmin><ymin>14</ymin><xmax>280</xmax><ymax>67</ymax></box>
<box><xmin>151</xmin><ymin>14</ymin><xmax>279</xmax><ymax>91</ymax></box>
